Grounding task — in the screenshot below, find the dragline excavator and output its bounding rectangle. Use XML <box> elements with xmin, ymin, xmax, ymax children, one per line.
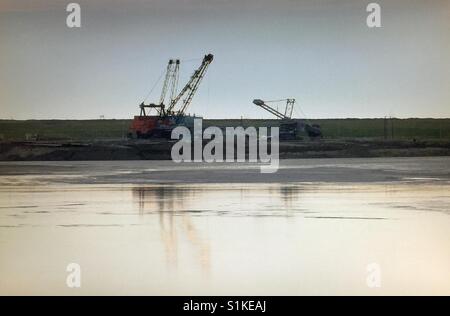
<box><xmin>253</xmin><ymin>99</ymin><xmax>322</xmax><ymax>140</ymax></box>
<box><xmin>130</xmin><ymin>54</ymin><xmax>213</xmax><ymax>138</ymax></box>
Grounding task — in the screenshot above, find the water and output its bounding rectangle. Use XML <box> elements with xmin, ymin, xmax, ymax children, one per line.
<box><xmin>0</xmin><ymin>158</ymin><xmax>449</xmax><ymax>295</ymax></box>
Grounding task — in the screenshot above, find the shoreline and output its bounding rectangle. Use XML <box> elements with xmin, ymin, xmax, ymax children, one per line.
<box><xmin>1</xmin><ymin>157</ymin><xmax>449</xmax><ymax>185</ymax></box>
<box><xmin>1</xmin><ymin>138</ymin><xmax>449</xmax><ymax>161</ymax></box>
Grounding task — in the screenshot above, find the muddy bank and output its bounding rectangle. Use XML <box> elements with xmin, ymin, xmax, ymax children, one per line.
<box><xmin>0</xmin><ymin>140</ymin><xmax>173</xmax><ymax>161</ymax></box>
<box><xmin>0</xmin><ymin>139</ymin><xmax>449</xmax><ymax>161</ymax></box>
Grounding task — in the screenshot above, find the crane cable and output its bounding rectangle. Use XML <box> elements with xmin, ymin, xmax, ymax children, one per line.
<box><xmin>181</xmin><ymin>57</ymin><xmax>203</xmax><ymax>63</ymax></box>
<box><xmin>293</xmin><ymin>101</ymin><xmax>313</xmax><ymax>125</ymax></box>
<box><xmin>265</xmin><ymin>99</ymin><xmax>289</xmax><ymax>103</ymax></box>
<box><xmin>140</xmin><ymin>56</ymin><xmax>207</xmax><ymax>112</ymax></box>
<box><xmin>141</xmin><ymin>66</ymin><xmax>167</xmax><ymax>103</ymax></box>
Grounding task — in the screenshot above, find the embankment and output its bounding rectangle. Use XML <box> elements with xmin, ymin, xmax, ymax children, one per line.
<box><xmin>1</xmin><ymin>139</ymin><xmax>449</xmax><ymax>161</ymax></box>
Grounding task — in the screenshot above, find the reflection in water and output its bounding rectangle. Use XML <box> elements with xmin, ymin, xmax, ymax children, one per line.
<box><xmin>133</xmin><ymin>187</ymin><xmax>211</xmax><ymax>274</ymax></box>
<box><xmin>131</xmin><ymin>185</ymin><xmax>304</xmax><ymax>275</ymax></box>
<box><xmin>0</xmin><ymin>179</ymin><xmax>449</xmax><ymax>295</ymax></box>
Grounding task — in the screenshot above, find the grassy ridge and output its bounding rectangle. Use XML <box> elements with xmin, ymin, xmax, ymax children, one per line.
<box><xmin>207</xmin><ymin>118</ymin><xmax>450</xmax><ymax>139</ymax></box>
<box><xmin>314</xmin><ymin>118</ymin><xmax>450</xmax><ymax>139</ymax></box>
<box><xmin>0</xmin><ymin>119</ymin><xmax>131</xmax><ymax>141</ymax></box>
<box><xmin>0</xmin><ymin>118</ymin><xmax>449</xmax><ymax>141</ymax></box>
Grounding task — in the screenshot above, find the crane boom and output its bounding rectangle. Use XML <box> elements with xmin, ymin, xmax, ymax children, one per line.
<box><xmin>167</xmin><ymin>54</ymin><xmax>214</xmax><ymax>116</ymax></box>
<box><xmin>130</xmin><ymin>53</ymin><xmax>215</xmax><ymax>139</ymax></box>
<box><xmin>139</xmin><ymin>58</ymin><xmax>180</xmax><ymax>116</ymax></box>
<box><xmin>159</xmin><ymin>59</ymin><xmax>180</xmax><ymax>107</ymax></box>
<box><xmin>253</xmin><ymin>99</ymin><xmax>295</xmax><ymax>120</ymax></box>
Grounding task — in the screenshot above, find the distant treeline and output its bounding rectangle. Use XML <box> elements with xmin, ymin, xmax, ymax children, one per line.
<box><xmin>0</xmin><ymin>118</ymin><xmax>449</xmax><ymax>141</ymax></box>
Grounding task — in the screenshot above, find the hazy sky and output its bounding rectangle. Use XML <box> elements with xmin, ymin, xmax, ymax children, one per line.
<box><xmin>0</xmin><ymin>0</ymin><xmax>449</xmax><ymax>119</ymax></box>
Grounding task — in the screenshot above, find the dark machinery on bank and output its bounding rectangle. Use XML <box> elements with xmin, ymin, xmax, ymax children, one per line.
<box><xmin>130</xmin><ymin>54</ymin><xmax>213</xmax><ymax>138</ymax></box>
<box><xmin>253</xmin><ymin>99</ymin><xmax>322</xmax><ymax>140</ymax></box>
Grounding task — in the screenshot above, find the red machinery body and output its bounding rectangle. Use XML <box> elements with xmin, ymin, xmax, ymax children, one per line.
<box><xmin>130</xmin><ymin>115</ymin><xmax>176</xmax><ymax>138</ymax></box>
<box><xmin>130</xmin><ymin>116</ymin><xmax>158</xmax><ymax>137</ymax></box>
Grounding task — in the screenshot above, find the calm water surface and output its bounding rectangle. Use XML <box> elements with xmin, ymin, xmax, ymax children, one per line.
<box><xmin>0</xmin><ymin>158</ymin><xmax>449</xmax><ymax>295</ymax></box>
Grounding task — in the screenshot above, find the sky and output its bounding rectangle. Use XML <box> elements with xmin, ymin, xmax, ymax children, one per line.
<box><xmin>0</xmin><ymin>0</ymin><xmax>449</xmax><ymax>119</ymax></box>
